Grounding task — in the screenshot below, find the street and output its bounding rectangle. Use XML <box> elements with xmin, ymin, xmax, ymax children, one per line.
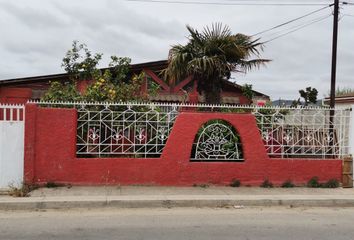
<box><xmin>0</xmin><ymin>207</ymin><xmax>354</xmax><ymax>240</ymax></box>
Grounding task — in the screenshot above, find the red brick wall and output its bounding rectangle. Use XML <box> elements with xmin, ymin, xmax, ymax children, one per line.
<box><xmin>0</xmin><ymin>88</ymin><xmax>32</xmax><ymax>104</ymax></box>
<box><xmin>24</xmin><ymin>104</ymin><xmax>342</xmax><ymax>186</ymax></box>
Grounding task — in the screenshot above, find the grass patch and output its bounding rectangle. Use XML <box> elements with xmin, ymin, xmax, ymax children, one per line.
<box><xmin>230</xmin><ymin>179</ymin><xmax>241</xmax><ymax>187</ymax></box>
<box><xmin>307</xmin><ymin>176</ymin><xmax>321</xmax><ymax>188</ymax></box>
<box><xmin>8</xmin><ymin>183</ymin><xmax>39</xmax><ymax>197</ymax></box>
<box><xmin>322</xmin><ymin>179</ymin><xmax>340</xmax><ymax>188</ymax></box>
<box><xmin>281</xmin><ymin>180</ymin><xmax>295</xmax><ymax>188</ymax></box>
<box><xmin>307</xmin><ymin>177</ymin><xmax>340</xmax><ymax>188</ymax></box>
<box><xmin>260</xmin><ymin>179</ymin><xmax>273</xmax><ymax>188</ymax></box>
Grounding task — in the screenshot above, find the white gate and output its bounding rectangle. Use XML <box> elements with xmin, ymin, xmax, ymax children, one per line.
<box><xmin>0</xmin><ymin>104</ymin><xmax>24</xmax><ymax>189</ymax></box>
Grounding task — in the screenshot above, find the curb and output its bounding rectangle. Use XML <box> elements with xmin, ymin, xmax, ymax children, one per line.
<box><xmin>1</xmin><ymin>198</ymin><xmax>354</xmax><ymax>210</ymax></box>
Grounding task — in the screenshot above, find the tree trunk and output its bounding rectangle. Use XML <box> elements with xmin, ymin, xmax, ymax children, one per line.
<box><xmin>204</xmin><ymin>77</ymin><xmax>222</xmax><ymax>104</ymax></box>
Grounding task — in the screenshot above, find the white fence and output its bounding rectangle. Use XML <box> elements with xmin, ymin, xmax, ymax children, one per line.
<box><xmin>0</xmin><ymin>104</ymin><xmax>24</xmax><ymax>189</ymax></box>
<box><xmin>76</xmin><ymin>104</ymin><xmax>178</xmax><ymax>158</ymax></box>
<box><xmin>254</xmin><ymin>108</ymin><xmax>350</xmax><ymax>158</ymax></box>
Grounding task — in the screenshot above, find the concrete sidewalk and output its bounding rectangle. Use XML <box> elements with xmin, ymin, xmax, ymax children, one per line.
<box><xmin>1</xmin><ymin>186</ymin><xmax>354</xmax><ymax>210</ymax></box>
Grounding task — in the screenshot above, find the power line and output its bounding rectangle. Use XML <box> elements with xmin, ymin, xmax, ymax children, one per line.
<box><xmin>252</xmin><ymin>4</ymin><xmax>333</xmax><ymax>36</ymax></box>
<box><xmin>261</xmin><ymin>14</ymin><xmax>331</xmax><ymax>38</ymax></box>
<box><xmin>264</xmin><ymin>14</ymin><xmax>332</xmax><ymax>43</ymax></box>
<box><xmin>126</xmin><ymin>0</ymin><xmax>348</xmax><ymax>46</ymax></box>
<box><xmin>342</xmin><ymin>1</ymin><xmax>354</xmax><ymax>5</ymax></box>
<box><xmin>125</xmin><ymin>0</ymin><xmax>332</xmax><ymax>6</ymax></box>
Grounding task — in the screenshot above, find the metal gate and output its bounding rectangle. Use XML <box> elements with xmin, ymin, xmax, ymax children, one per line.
<box><xmin>0</xmin><ymin>104</ymin><xmax>24</xmax><ymax>189</ymax></box>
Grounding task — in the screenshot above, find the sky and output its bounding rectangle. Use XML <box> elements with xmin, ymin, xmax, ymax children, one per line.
<box><xmin>0</xmin><ymin>0</ymin><xmax>353</xmax><ymax>100</ymax></box>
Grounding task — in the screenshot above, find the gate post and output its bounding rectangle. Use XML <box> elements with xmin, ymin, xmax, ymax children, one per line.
<box><xmin>347</xmin><ymin>105</ymin><xmax>354</xmax><ymax>187</ymax></box>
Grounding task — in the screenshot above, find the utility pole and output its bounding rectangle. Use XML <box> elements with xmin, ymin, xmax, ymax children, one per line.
<box><xmin>329</xmin><ymin>0</ymin><xmax>339</xmax><ymax>157</ymax></box>
<box><xmin>330</xmin><ymin>0</ymin><xmax>339</xmax><ymax>108</ymax></box>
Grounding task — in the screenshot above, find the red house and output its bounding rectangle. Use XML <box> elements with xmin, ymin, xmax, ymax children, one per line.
<box><xmin>0</xmin><ymin>60</ymin><xmax>269</xmax><ymax>105</ymax></box>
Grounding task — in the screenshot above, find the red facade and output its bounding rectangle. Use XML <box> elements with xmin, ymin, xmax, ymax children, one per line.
<box><xmin>0</xmin><ymin>60</ymin><xmax>269</xmax><ymax>105</ymax></box>
<box><xmin>24</xmin><ymin>104</ymin><xmax>341</xmax><ymax>186</ymax></box>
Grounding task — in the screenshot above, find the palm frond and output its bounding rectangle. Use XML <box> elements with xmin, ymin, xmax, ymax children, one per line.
<box><xmin>163</xmin><ymin>23</ymin><xmax>269</xmax><ymax>103</ymax></box>
<box><xmin>237</xmin><ymin>59</ymin><xmax>271</xmax><ymax>72</ymax></box>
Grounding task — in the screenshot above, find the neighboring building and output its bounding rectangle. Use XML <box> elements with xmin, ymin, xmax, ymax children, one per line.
<box><xmin>323</xmin><ymin>94</ymin><xmax>354</xmax><ymax>108</ymax></box>
<box><xmin>0</xmin><ymin>60</ymin><xmax>269</xmax><ymax>105</ymax></box>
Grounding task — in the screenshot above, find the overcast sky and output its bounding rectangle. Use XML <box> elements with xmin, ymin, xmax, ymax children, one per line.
<box><xmin>0</xmin><ymin>0</ymin><xmax>353</xmax><ymax>100</ymax></box>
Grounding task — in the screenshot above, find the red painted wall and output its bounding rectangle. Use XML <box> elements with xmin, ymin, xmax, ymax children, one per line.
<box><xmin>24</xmin><ymin>104</ymin><xmax>342</xmax><ymax>186</ymax></box>
<box><xmin>0</xmin><ymin>87</ymin><xmax>32</xmax><ymax>104</ymax></box>
<box><xmin>76</xmin><ymin>79</ymin><xmax>94</xmax><ymax>93</ymax></box>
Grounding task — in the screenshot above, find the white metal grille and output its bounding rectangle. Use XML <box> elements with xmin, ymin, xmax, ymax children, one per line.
<box><xmin>32</xmin><ymin>101</ymin><xmax>351</xmax><ymax>159</ymax></box>
<box><xmin>191</xmin><ymin>120</ymin><xmax>243</xmax><ymax>161</ymax></box>
<box><xmin>76</xmin><ymin>104</ymin><xmax>178</xmax><ymax>157</ymax></box>
<box><xmin>254</xmin><ymin>108</ymin><xmax>351</xmax><ymax>158</ymax></box>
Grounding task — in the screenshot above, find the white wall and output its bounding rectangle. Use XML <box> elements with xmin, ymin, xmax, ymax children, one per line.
<box><xmin>0</xmin><ymin>121</ymin><xmax>24</xmax><ymax>189</ymax></box>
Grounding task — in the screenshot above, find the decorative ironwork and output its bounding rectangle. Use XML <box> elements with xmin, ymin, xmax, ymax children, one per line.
<box><xmin>76</xmin><ymin>104</ymin><xmax>178</xmax><ymax>158</ymax></box>
<box><xmin>33</xmin><ymin>101</ymin><xmax>351</xmax><ymax>159</ymax></box>
<box><xmin>254</xmin><ymin>108</ymin><xmax>351</xmax><ymax>158</ymax></box>
<box><xmin>191</xmin><ymin>120</ymin><xmax>243</xmax><ymax>161</ymax></box>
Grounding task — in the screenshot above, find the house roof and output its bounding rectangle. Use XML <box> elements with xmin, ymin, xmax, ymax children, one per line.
<box><xmin>0</xmin><ymin>60</ymin><xmax>168</xmax><ymax>86</ymax></box>
<box><xmin>222</xmin><ymin>79</ymin><xmax>269</xmax><ymax>98</ymax></box>
<box><xmin>0</xmin><ymin>59</ymin><xmax>269</xmax><ymax>99</ymax></box>
<box><xmin>323</xmin><ymin>94</ymin><xmax>354</xmax><ymax>104</ymax></box>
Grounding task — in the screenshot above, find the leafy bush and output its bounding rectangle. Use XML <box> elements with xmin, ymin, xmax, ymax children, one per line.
<box><xmin>281</xmin><ymin>180</ymin><xmax>295</xmax><ymax>188</ymax></box>
<box><xmin>42</xmin><ymin>81</ymin><xmax>82</xmax><ymax>102</ymax></box>
<box><xmin>260</xmin><ymin>179</ymin><xmax>273</xmax><ymax>188</ymax></box>
<box><xmin>230</xmin><ymin>179</ymin><xmax>241</xmax><ymax>187</ymax></box>
<box><xmin>241</xmin><ymin>84</ymin><xmax>254</xmax><ymax>102</ymax></box>
<box><xmin>307</xmin><ymin>176</ymin><xmax>321</xmax><ymax>188</ymax></box>
<box><xmin>42</xmin><ymin>41</ymin><xmax>150</xmax><ymax>103</ymax></box>
<box><xmin>322</xmin><ymin>179</ymin><xmax>340</xmax><ymax>188</ymax></box>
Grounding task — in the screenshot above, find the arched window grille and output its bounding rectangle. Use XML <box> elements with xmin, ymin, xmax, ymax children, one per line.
<box><xmin>191</xmin><ymin>120</ymin><xmax>244</xmax><ymax>162</ymax></box>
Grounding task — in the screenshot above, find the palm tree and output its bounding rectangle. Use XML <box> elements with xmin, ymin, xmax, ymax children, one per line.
<box><xmin>164</xmin><ymin>23</ymin><xmax>270</xmax><ymax>104</ymax></box>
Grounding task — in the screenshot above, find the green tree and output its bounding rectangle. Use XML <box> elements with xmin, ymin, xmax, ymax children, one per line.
<box><xmin>299</xmin><ymin>87</ymin><xmax>318</xmax><ymax>106</ymax></box>
<box><xmin>331</xmin><ymin>87</ymin><xmax>354</xmax><ymax>97</ymax></box>
<box><xmin>164</xmin><ymin>23</ymin><xmax>269</xmax><ymax>104</ymax></box>
<box><xmin>42</xmin><ymin>41</ymin><xmax>146</xmax><ymax>103</ymax></box>
<box><xmin>290</xmin><ymin>98</ymin><xmax>301</xmax><ymax>108</ymax></box>
<box><xmin>61</xmin><ymin>40</ymin><xmax>102</xmax><ymax>80</ymax></box>
<box><xmin>42</xmin><ymin>81</ymin><xmax>82</xmax><ymax>102</ymax></box>
<box><xmin>241</xmin><ymin>84</ymin><xmax>254</xmax><ymax>103</ymax></box>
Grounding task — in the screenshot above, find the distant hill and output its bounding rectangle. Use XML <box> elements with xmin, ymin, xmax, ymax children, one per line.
<box><xmin>272</xmin><ymin>99</ymin><xmax>323</xmax><ymax>107</ymax></box>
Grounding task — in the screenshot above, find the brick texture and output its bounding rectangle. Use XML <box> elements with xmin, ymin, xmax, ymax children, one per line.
<box><xmin>24</xmin><ymin>105</ymin><xmax>342</xmax><ymax>186</ymax></box>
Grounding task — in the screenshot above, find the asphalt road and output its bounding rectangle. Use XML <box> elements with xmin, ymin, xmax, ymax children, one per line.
<box><xmin>1</xmin><ymin>207</ymin><xmax>354</xmax><ymax>240</ymax></box>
